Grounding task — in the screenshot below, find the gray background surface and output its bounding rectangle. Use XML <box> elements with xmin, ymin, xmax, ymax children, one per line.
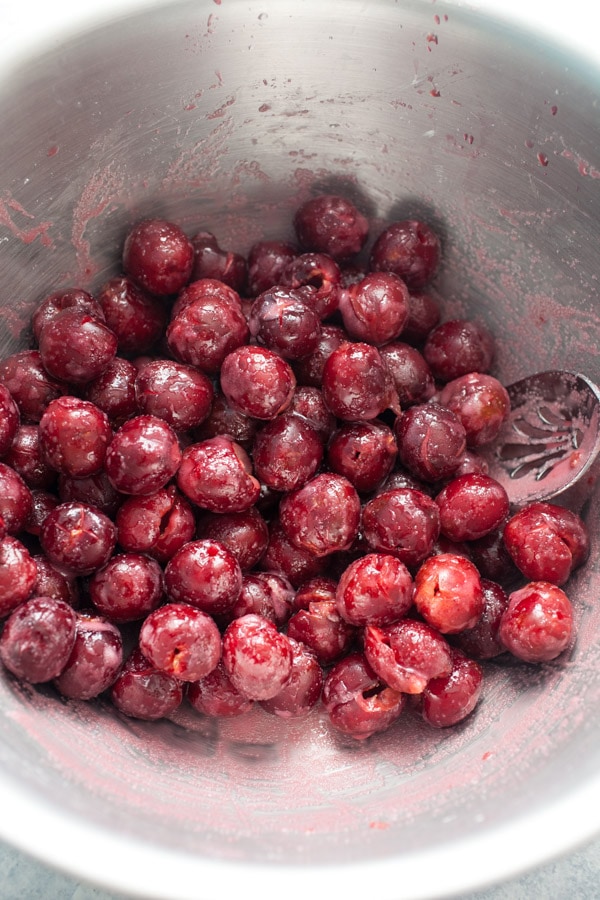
<box><xmin>1</xmin><ymin>833</ymin><xmax>600</xmax><ymax>899</ymax></box>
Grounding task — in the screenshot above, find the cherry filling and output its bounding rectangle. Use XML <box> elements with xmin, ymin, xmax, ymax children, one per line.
<box><xmin>0</xmin><ymin>194</ymin><xmax>590</xmax><ymax>747</ymax></box>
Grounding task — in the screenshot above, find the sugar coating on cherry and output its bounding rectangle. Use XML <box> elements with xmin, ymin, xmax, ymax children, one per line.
<box><xmin>177</xmin><ymin>436</ymin><xmax>260</xmax><ymax>514</ymax></box>
<box><xmin>39</xmin><ymin>395</ymin><xmax>112</xmax><ymax>479</ymax></box>
<box><xmin>166</xmin><ymin>282</ymin><xmax>250</xmax><ymax>374</ymax></box>
<box><xmin>499</xmin><ymin>581</ymin><xmax>574</xmax><ymax>663</ymax></box>
<box><xmin>38</xmin><ymin>308</ymin><xmax>118</xmax><ymax>385</ymax></box>
<box><xmin>0</xmin><ymin>350</ymin><xmax>65</xmax><ymax>423</ymax></box>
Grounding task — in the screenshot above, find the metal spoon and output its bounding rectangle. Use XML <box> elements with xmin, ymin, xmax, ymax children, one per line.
<box><xmin>480</xmin><ymin>370</ymin><xmax>600</xmax><ymax>507</ymax></box>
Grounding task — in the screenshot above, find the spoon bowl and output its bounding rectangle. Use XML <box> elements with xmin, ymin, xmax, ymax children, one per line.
<box><xmin>482</xmin><ymin>371</ymin><xmax>600</xmax><ymax>507</ymax></box>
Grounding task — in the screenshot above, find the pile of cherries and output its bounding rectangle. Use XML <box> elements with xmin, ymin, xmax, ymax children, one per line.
<box><xmin>0</xmin><ymin>194</ymin><xmax>590</xmax><ymax>740</ymax></box>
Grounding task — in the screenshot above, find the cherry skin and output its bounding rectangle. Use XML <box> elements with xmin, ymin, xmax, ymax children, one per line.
<box><xmin>338</xmin><ymin>272</ymin><xmax>410</xmax><ymax>346</ymax></box>
<box><xmin>187</xmin><ymin>661</ymin><xmax>254</xmax><ymax>718</ymax></box>
<box><xmin>294</xmin><ymin>194</ymin><xmax>369</xmax><ymax>261</ymax></box>
<box><xmin>279</xmin><ymin>473</ymin><xmax>361</xmax><ymax>558</ymax></box>
<box><xmin>38</xmin><ymin>309</ymin><xmax>118</xmax><ymax>385</ymax></box>
<box><xmin>105</xmin><ymin>415</ymin><xmax>182</xmax><ymax>496</ymax></box>
<box><xmin>413</xmin><ymin>552</ymin><xmax>484</xmax><ymax>634</ymax></box>
<box><xmin>58</xmin><ymin>470</ymin><xmax>122</xmax><ymax>518</ymax></box>
<box><xmin>0</xmin><ymin>351</ymin><xmax>66</xmax><ymax>423</ymax></box>
<box><xmin>293</xmin><ymin>323</ymin><xmax>346</xmax><ymax>388</ymax></box>
<box><xmin>379</xmin><ymin>341</ymin><xmax>436</xmax><ymax>407</ymax></box>
<box><xmin>322</xmin><ymin>652</ymin><xmax>404</xmax><ymax>740</ymax></box>
<box><xmin>115</xmin><ymin>486</ymin><xmax>196</xmax><ymax>563</ymax></box>
<box><xmin>454</xmin><ymin>579</ymin><xmax>510</xmax><ymax>660</ymax></box>
<box><xmin>335</xmin><ymin>552</ymin><xmax>414</xmax><ymax>627</ymax></box>
<box><xmin>177</xmin><ymin>436</ymin><xmax>260</xmax><ymax>513</ymax></box>
<box><xmin>499</xmin><ymin>581</ymin><xmax>574</xmax><ymax>663</ymax></box>
<box><xmin>421</xmin><ymin>650</ymin><xmax>483</xmax><ymax>727</ymax></box>
<box><xmin>82</xmin><ymin>357</ymin><xmax>139</xmax><ymax>427</ymax></box>
<box><xmin>395</xmin><ymin>402</ymin><xmax>466</xmax><ymax>483</ymax></box>
<box><xmin>435</xmin><ymin>474</ymin><xmax>510</xmax><ymax>543</ymax></box>
<box><xmin>0</xmin><ymin>596</ymin><xmax>77</xmax><ymax>684</ymax></box>
<box><xmin>54</xmin><ymin>611</ymin><xmax>124</xmax><ymax>700</ymax></box>
<box><xmin>260</xmin><ymin>638</ymin><xmax>323</xmax><ymax>718</ymax></box>
<box><xmin>0</xmin><ymin>462</ymin><xmax>33</xmax><ymax>535</ymax></box>
<box><xmin>221</xmin><ymin>613</ymin><xmax>293</xmax><ymax>701</ymax></box>
<box><xmin>167</xmin><ymin>284</ymin><xmax>249</xmax><ymax>375</ymax></box>
<box><xmin>322</xmin><ymin>341</ymin><xmax>398</xmax><ymax>421</ymax></box>
<box><xmin>246</xmin><ymin>240</ymin><xmax>298</xmax><ymax>297</ymax></box>
<box><xmin>89</xmin><ymin>552</ymin><xmax>164</xmax><ymax>624</ymax></box>
<box><xmin>220</xmin><ymin>345</ymin><xmax>296</xmax><ymax>421</ymax></box>
<box><xmin>40</xmin><ymin>501</ymin><xmax>117</xmax><ymax>576</ymax></box>
<box><xmin>251</xmin><ymin>412</ymin><xmax>323</xmax><ymax>493</ymax></box>
<box><xmin>111</xmin><ymin>648</ymin><xmax>183</xmax><ymax>720</ymax></box>
<box><xmin>369</xmin><ymin>219</ymin><xmax>441</xmax><ymax>289</ymax></box>
<box><xmin>423</xmin><ymin>319</ymin><xmax>494</xmax><ymax>383</ymax></box>
<box><xmin>122</xmin><ymin>218</ymin><xmax>194</xmax><ymax>296</ymax></box>
<box><xmin>437</xmin><ymin>372</ymin><xmax>510</xmax><ymax>448</ymax></box>
<box><xmin>287</xmin><ymin>598</ymin><xmax>357</xmax><ymax>665</ymax></box>
<box><xmin>364</xmin><ymin>619</ymin><xmax>453</xmax><ymax>694</ymax></box>
<box><xmin>97</xmin><ymin>276</ymin><xmax>167</xmax><ymax>356</ymax></box>
<box><xmin>134</xmin><ymin>359</ymin><xmax>213</xmax><ymax>432</ymax></box>
<box><xmin>195</xmin><ymin>388</ymin><xmax>258</xmax><ymax>450</ymax></box>
<box><xmin>281</xmin><ymin>251</ymin><xmax>342</xmax><ymax>320</ymax></box>
<box><xmin>260</xmin><ymin>520</ymin><xmax>327</xmax><ymax>589</ymax></box>
<box><xmin>190</xmin><ymin>231</ymin><xmax>247</xmax><ymax>293</ymax></box>
<box><xmin>196</xmin><ymin>508</ymin><xmax>269</xmax><ymax>572</ymax></box>
<box><xmin>39</xmin><ymin>396</ymin><xmax>112</xmax><ymax>478</ymax></box>
<box><xmin>164</xmin><ymin>539</ymin><xmax>242</xmax><ymax>617</ymax></box>
<box><xmin>402</xmin><ymin>290</ymin><xmax>441</xmax><ymax>344</ymax></box>
<box><xmin>0</xmin><ymin>537</ymin><xmax>37</xmax><ymax>617</ymax></box>
<box><xmin>31</xmin><ymin>555</ymin><xmax>80</xmax><ymax>608</ymax></box>
<box><xmin>362</xmin><ymin>488</ymin><xmax>440</xmax><ymax>570</ymax></box>
<box><xmin>327</xmin><ymin>421</ymin><xmax>397</xmax><ymax>494</ymax></box>
<box><xmin>502</xmin><ymin>502</ymin><xmax>590</xmax><ymax>586</ymax></box>
<box><xmin>228</xmin><ymin>572</ymin><xmax>294</xmax><ymax>627</ymax></box>
<box><xmin>139</xmin><ymin>603</ymin><xmax>222</xmax><ymax>682</ymax></box>
<box><xmin>31</xmin><ymin>288</ymin><xmax>104</xmax><ymax>344</ymax></box>
<box><xmin>0</xmin><ymin>383</ymin><xmax>20</xmax><ymax>457</ymax></box>
<box><xmin>249</xmin><ymin>287</ymin><xmax>322</xmax><ymax>361</ymax></box>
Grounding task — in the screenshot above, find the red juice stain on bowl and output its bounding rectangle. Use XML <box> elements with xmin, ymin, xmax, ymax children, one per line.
<box><xmin>0</xmin><ymin>197</ymin><xmax>54</xmax><ymax>248</ymax></box>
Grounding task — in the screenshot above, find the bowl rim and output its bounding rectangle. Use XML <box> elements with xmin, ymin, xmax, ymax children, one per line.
<box><xmin>1</xmin><ymin>763</ymin><xmax>600</xmax><ymax>899</ymax></box>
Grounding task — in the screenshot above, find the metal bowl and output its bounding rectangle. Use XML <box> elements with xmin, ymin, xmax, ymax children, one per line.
<box><xmin>1</xmin><ymin>1</ymin><xmax>600</xmax><ymax>897</ymax></box>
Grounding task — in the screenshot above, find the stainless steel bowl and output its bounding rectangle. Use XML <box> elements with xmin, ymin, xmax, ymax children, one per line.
<box><xmin>1</xmin><ymin>1</ymin><xmax>600</xmax><ymax>898</ymax></box>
